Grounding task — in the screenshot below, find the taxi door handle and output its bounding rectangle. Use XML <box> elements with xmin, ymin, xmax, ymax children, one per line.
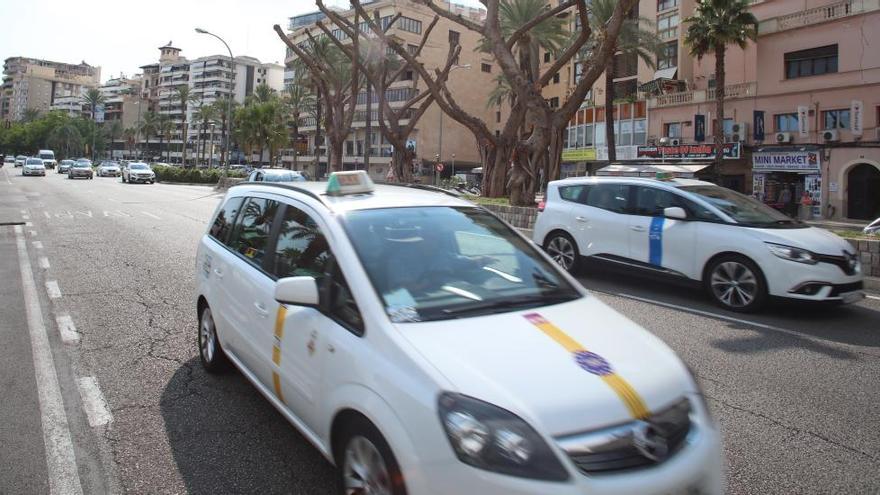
<box><xmin>575</xmin><ymin>216</ymin><xmax>588</xmax><ymax>222</ymax></box>
<box><xmin>213</xmin><ymin>268</ymin><xmax>224</xmax><ymax>279</ymax></box>
<box><xmin>630</xmin><ymin>225</ymin><xmax>646</xmax><ymax>232</ymax></box>
<box><xmin>253</xmin><ymin>302</ymin><xmax>269</xmax><ymax>317</ymax></box>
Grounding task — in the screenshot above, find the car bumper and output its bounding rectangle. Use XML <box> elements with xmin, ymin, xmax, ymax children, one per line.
<box><xmin>24</xmin><ymin>169</ymin><xmax>46</xmax><ymax>176</ymax></box>
<box><xmin>101</xmin><ymin>171</ymin><xmax>119</xmax><ymax>176</ymax></box>
<box><xmin>763</xmin><ymin>257</ymin><xmax>864</xmax><ymax>303</ymax></box>
<box><xmin>128</xmin><ymin>176</ymin><xmax>154</xmax><ymax>183</ymax></box>
<box><xmin>70</xmin><ymin>173</ymin><xmax>92</xmax><ymax>178</ymax></box>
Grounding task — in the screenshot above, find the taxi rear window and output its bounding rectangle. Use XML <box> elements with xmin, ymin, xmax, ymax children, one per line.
<box><xmin>209</xmin><ymin>197</ymin><xmax>244</xmax><ymax>244</ymax></box>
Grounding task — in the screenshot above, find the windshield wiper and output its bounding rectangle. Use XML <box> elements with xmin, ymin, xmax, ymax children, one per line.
<box><xmin>441</xmin><ymin>291</ymin><xmax>577</xmax><ymax>317</ymax></box>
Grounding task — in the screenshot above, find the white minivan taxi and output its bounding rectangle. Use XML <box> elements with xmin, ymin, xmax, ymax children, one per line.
<box><xmin>534</xmin><ymin>176</ymin><xmax>864</xmax><ymax>312</ymax></box>
<box><xmin>195</xmin><ymin>171</ymin><xmax>722</xmax><ymax>495</ymax></box>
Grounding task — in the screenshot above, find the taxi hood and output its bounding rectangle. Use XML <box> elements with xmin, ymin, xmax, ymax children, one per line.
<box><xmin>747</xmin><ymin>226</ymin><xmax>854</xmax><ymax>257</ymax></box>
<box><xmin>395</xmin><ymin>295</ymin><xmax>695</xmax><ymax>436</ymax></box>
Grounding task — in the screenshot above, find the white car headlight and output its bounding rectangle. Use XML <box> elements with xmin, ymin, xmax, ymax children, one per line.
<box><xmin>765</xmin><ymin>242</ymin><xmax>818</xmax><ymax>265</ymax></box>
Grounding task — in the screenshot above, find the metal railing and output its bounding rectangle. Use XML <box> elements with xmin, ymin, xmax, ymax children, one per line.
<box><xmin>760</xmin><ymin>0</ymin><xmax>878</xmax><ymax>34</ymax></box>
<box><xmin>648</xmin><ymin>82</ymin><xmax>757</xmax><ymax>108</ymax></box>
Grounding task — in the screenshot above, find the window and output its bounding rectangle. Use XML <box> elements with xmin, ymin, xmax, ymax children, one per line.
<box><xmin>324</xmin><ymin>261</ymin><xmax>364</xmax><ymax>334</ymax></box>
<box><xmin>658</xmin><ymin>0</ymin><xmax>678</xmax><ymax>11</ymax></box>
<box><xmin>407</xmin><ymin>44</ymin><xmax>419</xmax><ymax>55</ymax></box>
<box><xmin>481</xmin><ymin>63</ymin><xmax>492</xmax><ymax>73</ymax></box>
<box><xmin>823</xmin><ymin>109</ymin><xmax>850</xmax><ymax>129</ymax></box>
<box><xmin>448</xmin><ymin>30</ymin><xmax>460</xmax><ymax>46</ymax></box>
<box><xmin>586</xmin><ymin>184</ymin><xmax>631</xmax><ymax>214</ymax></box>
<box><xmin>553</xmin><ymin>73</ymin><xmax>560</xmax><ymax>84</ymax></box>
<box><xmin>633</xmin><ymin>119</ymin><xmax>647</xmax><ymax>145</ymax></box>
<box><xmin>775</xmin><ymin>113</ymin><xmax>798</xmax><ymax>132</ymax></box>
<box><xmin>657</xmin><ymin>12</ymin><xmax>679</xmax><ymax>40</ymax></box>
<box><xmin>665</xmin><ymin>122</ymin><xmax>682</xmax><ymax>138</ymax></box>
<box><xmin>613</xmin><ymin>53</ymin><xmax>638</xmax><ymax>79</ymax></box>
<box><xmin>632</xmin><ymin>186</ymin><xmax>720</xmax><ymax>221</ymax></box>
<box><xmin>657</xmin><ymin>41</ymin><xmax>678</xmax><ymax>69</ymax></box>
<box><xmin>273</xmin><ymin>206</ymin><xmax>331</xmax><ymax>279</ymax></box>
<box><xmin>549</xmin><ymin>97</ymin><xmax>560</xmax><ymax>108</ymax></box>
<box><xmin>560</xmin><ymin>185</ymin><xmax>589</xmax><ymax>204</ymax></box>
<box><xmin>544</xmin><ymin>52</ymin><xmax>551</xmax><ymax>63</ymax></box>
<box><xmin>784</xmin><ymin>45</ymin><xmax>837</xmax><ymax>79</ymax></box>
<box><xmin>612</xmin><ymin>79</ymin><xmax>637</xmax><ymax>99</ymax></box>
<box><xmin>209</xmin><ymin>197</ymin><xmax>244</xmax><ymax>244</ymax></box>
<box><xmin>228</xmin><ymin>197</ymin><xmax>280</xmax><ymax>267</ymax></box>
<box><xmin>496</xmin><ymin>111</ymin><xmax>501</xmax><ymax>123</ymax></box>
<box><xmin>398</xmin><ymin>16</ymin><xmax>423</xmax><ymax>34</ymax></box>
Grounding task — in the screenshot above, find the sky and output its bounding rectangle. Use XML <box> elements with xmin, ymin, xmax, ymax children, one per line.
<box><xmin>0</xmin><ymin>0</ymin><xmax>483</xmax><ymax>83</ymax></box>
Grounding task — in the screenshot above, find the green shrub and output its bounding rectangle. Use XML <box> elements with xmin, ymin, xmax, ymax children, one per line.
<box><xmin>150</xmin><ymin>165</ymin><xmax>244</xmax><ymax>184</ymax></box>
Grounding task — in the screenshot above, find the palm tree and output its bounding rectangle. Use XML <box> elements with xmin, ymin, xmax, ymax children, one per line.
<box><xmin>685</xmin><ymin>0</ymin><xmax>758</xmax><ymax>177</ymax></box>
<box><xmin>588</xmin><ymin>0</ymin><xmax>662</xmax><ymax>162</ymax></box>
<box><xmin>193</xmin><ymin>104</ymin><xmax>218</xmax><ymax>166</ymax></box>
<box><xmin>174</xmin><ymin>85</ymin><xmax>199</xmax><ymax>166</ymax></box>
<box><xmin>210</xmin><ymin>98</ymin><xmax>238</xmax><ymax>167</ymax></box>
<box><xmin>47</xmin><ymin>122</ymin><xmax>83</xmax><ymax>158</ymax></box>
<box><xmin>22</xmin><ymin>108</ymin><xmax>41</xmax><ymax>123</ymax></box>
<box><xmin>104</xmin><ymin>120</ymin><xmax>124</xmax><ymax>159</ymax></box>
<box><xmin>123</xmin><ymin>127</ymin><xmax>137</xmax><ymax>157</ymax></box>
<box><xmin>81</xmin><ymin>88</ymin><xmax>105</xmax><ymax>122</ymax></box>
<box><xmin>282</xmin><ymin>81</ymin><xmax>315</xmax><ymax>171</ymax></box>
<box><xmin>139</xmin><ymin>111</ymin><xmax>159</xmax><ymax>161</ymax></box>
<box><xmin>157</xmin><ymin>115</ymin><xmax>175</xmax><ymax>163</ymax></box>
<box><xmin>247</xmin><ymin>83</ymin><xmax>277</xmax><ymax>106</ymax></box>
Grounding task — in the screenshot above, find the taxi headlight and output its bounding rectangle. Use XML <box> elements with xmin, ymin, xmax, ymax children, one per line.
<box><xmin>438</xmin><ymin>393</ymin><xmax>569</xmax><ymax>481</ymax></box>
<box><xmin>766</xmin><ymin>242</ymin><xmax>817</xmax><ymax>265</ymax></box>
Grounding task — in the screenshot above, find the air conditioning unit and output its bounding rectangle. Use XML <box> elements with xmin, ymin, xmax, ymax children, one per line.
<box><xmin>822</xmin><ymin>129</ymin><xmax>840</xmax><ymax>142</ymax></box>
<box><xmin>670</xmin><ymin>138</ymin><xmax>682</xmax><ymax>146</ymax></box>
<box><xmin>775</xmin><ymin>132</ymin><xmax>793</xmax><ymax>143</ymax></box>
<box><xmin>730</xmin><ymin>122</ymin><xmax>749</xmax><ymax>142</ymax></box>
<box><xmin>659</xmin><ymin>137</ymin><xmax>671</xmax><ymax>145</ymax></box>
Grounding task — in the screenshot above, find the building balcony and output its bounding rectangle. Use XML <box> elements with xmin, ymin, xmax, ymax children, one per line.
<box><xmin>647</xmin><ymin>82</ymin><xmax>757</xmax><ymax>109</ymax></box>
<box><xmin>759</xmin><ymin>0</ymin><xmax>879</xmax><ymax>35</ymax></box>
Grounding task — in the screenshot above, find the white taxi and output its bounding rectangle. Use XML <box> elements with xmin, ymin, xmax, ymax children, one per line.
<box><xmin>195</xmin><ymin>171</ymin><xmax>723</xmax><ymax>495</ymax></box>
<box><xmin>534</xmin><ymin>176</ymin><xmax>864</xmax><ymax>312</ymax></box>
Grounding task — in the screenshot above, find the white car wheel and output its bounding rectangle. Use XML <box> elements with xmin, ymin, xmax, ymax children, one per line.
<box><xmin>706</xmin><ymin>256</ymin><xmax>767</xmax><ymax>312</ymax></box>
<box><xmin>545</xmin><ymin>232</ymin><xmax>579</xmax><ymax>273</ymax></box>
<box><xmin>198</xmin><ymin>307</ymin><xmax>230</xmax><ymax>373</ymax></box>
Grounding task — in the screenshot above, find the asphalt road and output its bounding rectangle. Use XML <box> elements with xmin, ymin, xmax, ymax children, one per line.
<box><xmin>1</xmin><ymin>166</ymin><xmax>878</xmax><ymax>494</ymax></box>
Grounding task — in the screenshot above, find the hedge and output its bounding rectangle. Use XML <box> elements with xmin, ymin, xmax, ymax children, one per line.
<box><xmin>151</xmin><ymin>165</ymin><xmax>246</xmax><ymax>184</ymax></box>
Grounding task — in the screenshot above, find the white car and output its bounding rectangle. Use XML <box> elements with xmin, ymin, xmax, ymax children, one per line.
<box><xmin>22</xmin><ymin>157</ymin><xmax>47</xmax><ymax>176</ymax></box>
<box><xmin>195</xmin><ymin>171</ymin><xmax>722</xmax><ymax>495</ymax></box>
<box><xmin>3</xmin><ymin>156</ymin><xmax>15</xmax><ymax>167</ymax></box>
<box><xmin>534</xmin><ymin>176</ymin><xmax>864</xmax><ymax>312</ymax></box>
<box><xmin>122</xmin><ymin>162</ymin><xmax>155</xmax><ymax>183</ymax></box>
<box><xmin>38</xmin><ymin>149</ymin><xmax>57</xmax><ymax>169</ymax></box>
<box><xmin>15</xmin><ymin>155</ymin><xmax>27</xmax><ymax>167</ymax></box>
<box><xmin>96</xmin><ymin>161</ymin><xmax>120</xmax><ymax>177</ymax></box>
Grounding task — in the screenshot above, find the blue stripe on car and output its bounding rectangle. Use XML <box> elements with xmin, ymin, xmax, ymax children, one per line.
<box><xmin>649</xmin><ymin>217</ymin><xmax>664</xmax><ymax>266</ymax></box>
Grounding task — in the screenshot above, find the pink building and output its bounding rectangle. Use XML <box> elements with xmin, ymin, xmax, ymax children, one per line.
<box><xmin>645</xmin><ymin>0</ymin><xmax>880</xmax><ymax>220</ymax></box>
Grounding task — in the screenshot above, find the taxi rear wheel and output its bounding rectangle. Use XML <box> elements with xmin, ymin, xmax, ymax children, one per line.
<box><xmin>705</xmin><ymin>255</ymin><xmax>767</xmax><ymax>313</ymax></box>
<box><xmin>336</xmin><ymin>417</ymin><xmax>407</xmax><ymax>495</ymax></box>
<box><xmin>545</xmin><ymin>231</ymin><xmax>580</xmax><ymax>273</ymax></box>
<box><xmin>198</xmin><ymin>306</ymin><xmax>230</xmax><ymax>373</ymax></box>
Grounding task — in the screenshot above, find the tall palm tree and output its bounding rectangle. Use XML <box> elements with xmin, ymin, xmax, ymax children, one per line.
<box><xmin>210</xmin><ymin>98</ymin><xmax>238</xmax><ymax>166</ymax></box>
<box><xmin>174</xmin><ymin>85</ymin><xmax>199</xmax><ymax>166</ymax></box>
<box><xmin>123</xmin><ymin>127</ymin><xmax>137</xmax><ymax>157</ymax></box>
<box><xmin>685</xmin><ymin>0</ymin><xmax>758</xmax><ymax>177</ymax></box>
<box><xmin>47</xmin><ymin>122</ymin><xmax>83</xmax><ymax>158</ymax></box>
<box><xmin>139</xmin><ymin>111</ymin><xmax>159</xmax><ymax>161</ymax></box>
<box><xmin>588</xmin><ymin>0</ymin><xmax>662</xmax><ymax>162</ymax></box>
<box><xmin>81</xmin><ymin>88</ymin><xmax>105</xmax><ymax>122</ymax></box>
<box><xmin>247</xmin><ymin>83</ymin><xmax>277</xmax><ymax>106</ymax></box>
<box><xmin>282</xmin><ymin>81</ymin><xmax>315</xmax><ymax>171</ymax></box>
<box><xmin>193</xmin><ymin>104</ymin><xmax>218</xmax><ymax>166</ymax></box>
<box><xmin>104</xmin><ymin>120</ymin><xmax>124</xmax><ymax>159</ymax></box>
<box><xmin>157</xmin><ymin>115</ymin><xmax>175</xmax><ymax>163</ymax></box>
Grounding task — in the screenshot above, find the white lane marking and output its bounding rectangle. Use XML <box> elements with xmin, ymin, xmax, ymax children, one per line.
<box><xmin>46</xmin><ymin>281</ymin><xmax>62</xmax><ymax>299</ymax></box>
<box><xmin>33</xmin><ymin>240</ymin><xmax>44</xmax><ymax>250</ymax></box>
<box><xmin>74</xmin><ymin>211</ymin><xmax>93</xmax><ymax>218</ymax></box>
<box><xmin>76</xmin><ymin>377</ymin><xmax>113</xmax><ymax>428</ymax></box>
<box><xmin>141</xmin><ymin>211</ymin><xmax>161</xmax><ymax>220</ymax></box>
<box><xmin>13</xmin><ymin>225</ymin><xmax>84</xmax><ymax>495</ymax></box>
<box><xmin>25</xmin><ymin>221</ymin><xmax>33</xmax><ymax>227</ymax></box>
<box><xmin>21</xmin><ymin>209</ymin><xmax>29</xmax><ymax>215</ymax></box>
<box><xmin>102</xmin><ymin>211</ymin><xmax>109</xmax><ymax>217</ymax></box>
<box><xmin>54</xmin><ymin>315</ymin><xmax>80</xmax><ymax>344</ymax></box>
<box><xmin>866</xmin><ymin>294</ymin><xmax>880</xmax><ymax>301</ymax></box>
<box><xmin>23</xmin><ymin>215</ymin><xmax>30</xmax><ymax>220</ymax></box>
<box><xmin>39</xmin><ymin>257</ymin><xmax>50</xmax><ymax>269</ymax></box>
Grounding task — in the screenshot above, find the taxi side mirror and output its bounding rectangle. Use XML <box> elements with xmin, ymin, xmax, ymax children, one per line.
<box><xmin>275</xmin><ymin>276</ymin><xmax>320</xmax><ymax>307</ymax></box>
<box><xmin>664</xmin><ymin>207</ymin><xmax>687</xmax><ymax>220</ymax></box>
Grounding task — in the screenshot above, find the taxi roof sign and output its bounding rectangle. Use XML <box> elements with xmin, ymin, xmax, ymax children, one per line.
<box><xmin>655</xmin><ymin>171</ymin><xmax>674</xmax><ymax>181</ymax></box>
<box><xmin>326</xmin><ymin>170</ymin><xmax>375</xmax><ymax>196</ymax></box>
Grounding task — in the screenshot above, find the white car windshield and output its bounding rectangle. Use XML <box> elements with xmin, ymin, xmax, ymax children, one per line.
<box><xmin>27</xmin><ymin>159</ymin><xmax>44</xmax><ymax>165</ymax></box>
<box><xmin>678</xmin><ymin>185</ymin><xmax>802</xmax><ymax>227</ymax></box>
<box><xmin>130</xmin><ymin>164</ymin><xmax>149</xmax><ymax>170</ymax></box>
<box><xmin>342</xmin><ymin>207</ymin><xmax>580</xmax><ymax>322</ymax></box>
<box><xmin>263</xmin><ymin>171</ymin><xmax>303</xmax><ymax>182</ymax></box>
<box><xmin>73</xmin><ymin>163</ymin><xmax>90</xmax><ymax>168</ymax></box>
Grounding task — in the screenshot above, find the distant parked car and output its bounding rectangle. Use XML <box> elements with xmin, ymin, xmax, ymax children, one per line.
<box><xmin>246</xmin><ymin>168</ymin><xmax>306</xmax><ymax>183</ymax></box>
<box><xmin>122</xmin><ymin>162</ymin><xmax>155</xmax><ymax>184</ymax></box>
<box><xmin>3</xmin><ymin>156</ymin><xmax>15</xmax><ymax>167</ymax></box>
<box><xmin>58</xmin><ymin>160</ymin><xmax>75</xmax><ymax>173</ymax></box>
<box><xmin>37</xmin><ymin>149</ymin><xmax>57</xmax><ymax>169</ymax></box>
<box><xmin>23</xmin><ymin>157</ymin><xmax>47</xmax><ymax>176</ymax></box>
<box><xmin>15</xmin><ymin>155</ymin><xmax>27</xmax><ymax>167</ymax></box>
<box><xmin>68</xmin><ymin>161</ymin><xmax>94</xmax><ymax>180</ymax></box>
<box><xmin>96</xmin><ymin>161</ymin><xmax>120</xmax><ymax>177</ymax></box>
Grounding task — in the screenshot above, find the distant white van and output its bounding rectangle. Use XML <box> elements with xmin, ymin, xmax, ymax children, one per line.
<box><xmin>38</xmin><ymin>149</ymin><xmax>57</xmax><ymax>169</ymax></box>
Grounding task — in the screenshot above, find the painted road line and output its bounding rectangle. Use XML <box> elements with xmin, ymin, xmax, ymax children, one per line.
<box><xmin>141</xmin><ymin>211</ymin><xmax>161</xmax><ymax>220</ymax></box>
<box><xmin>21</xmin><ymin>209</ymin><xmax>29</xmax><ymax>215</ymax></box>
<box><xmin>46</xmin><ymin>281</ymin><xmax>62</xmax><ymax>299</ymax></box>
<box><xmin>866</xmin><ymin>294</ymin><xmax>880</xmax><ymax>301</ymax></box>
<box><xmin>13</xmin><ymin>225</ymin><xmax>84</xmax><ymax>495</ymax></box>
<box><xmin>76</xmin><ymin>378</ymin><xmax>113</xmax><ymax>428</ymax></box>
<box><xmin>39</xmin><ymin>257</ymin><xmax>50</xmax><ymax>269</ymax></box>
<box><xmin>54</xmin><ymin>315</ymin><xmax>81</xmax><ymax>344</ymax></box>
<box><xmin>33</xmin><ymin>240</ymin><xmax>43</xmax><ymax>250</ymax></box>
<box><xmin>23</xmin><ymin>215</ymin><xmax>30</xmax><ymax>221</ymax></box>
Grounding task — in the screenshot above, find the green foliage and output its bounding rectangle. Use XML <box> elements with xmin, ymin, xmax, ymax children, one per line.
<box><xmin>150</xmin><ymin>165</ymin><xmax>246</xmax><ymax>184</ymax></box>
<box><xmin>0</xmin><ymin>110</ymin><xmax>106</xmax><ymax>159</ymax></box>
<box><xmin>684</xmin><ymin>0</ymin><xmax>759</xmax><ymax>59</ymax></box>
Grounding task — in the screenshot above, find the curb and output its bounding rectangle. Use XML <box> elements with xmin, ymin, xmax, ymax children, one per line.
<box><xmin>865</xmin><ymin>276</ymin><xmax>880</xmax><ymax>294</ymax></box>
<box><xmin>155</xmin><ymin>181</ymin><xmax>216</xmax><ymax>187</ymax></box>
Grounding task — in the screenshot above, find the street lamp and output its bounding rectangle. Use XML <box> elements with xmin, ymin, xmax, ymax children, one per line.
<box><xmin>195</xmin><ymin>27</ymin><xmax>234</xmax><ymax>177</ymax></box>
<box><xmin>437</xmin><ymin>64</ymin><xmax>470</xmax><ymax>185</ymax></box>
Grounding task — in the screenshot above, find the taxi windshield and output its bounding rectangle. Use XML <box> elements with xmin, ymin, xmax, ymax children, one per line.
<box><xmin>342</xmin><ymin>207</ymin><xmax>581</xmax><ymax>322</ymax></box>
<box><xmin>678</xmin><ymin>185</ymin><xmax>802</xmax><ymax>227</ymax></box>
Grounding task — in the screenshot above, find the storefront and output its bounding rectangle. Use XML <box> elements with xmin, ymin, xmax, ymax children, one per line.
<box><xmin>561</xmin><ymin>148</ymin><xmax>597</xmax><ymax>178</ymax></box>
<box><xmin>634</xmin><ymin>143</ymin><xmax>748</xmax><ymax>190</ymax></box>
<box><xmin>596</xmin><ymin>163</ymin><xmax>710</xmax><ymax>178</ymax></box>
<box><xmin>751</xmin><ymin>147</ymin><xmax>822</xmax><ymax>218</ymax></box>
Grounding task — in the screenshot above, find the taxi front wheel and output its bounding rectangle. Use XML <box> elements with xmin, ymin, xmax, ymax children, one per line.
<box><xmin>705</xmin><ymin>255</ymin><xmax>768</xmax><ymax>313</ymax></box>
<box><xmin>198</xmin><ymin>307</ymin><xmax>231</xmax><ymax>373</ymax></box>
<box><xmin>336</xmin><ymin>416</ymin><xmax>407</xmax><ymax>495</ymax></box>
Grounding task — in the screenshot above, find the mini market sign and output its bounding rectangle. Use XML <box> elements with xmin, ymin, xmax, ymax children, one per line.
<box><xmin>752</xmin><ymin>149</ymin><xmax>821</xmax><ymax>171</ymax></box>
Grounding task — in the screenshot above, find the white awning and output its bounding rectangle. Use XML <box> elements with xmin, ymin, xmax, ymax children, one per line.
<box><xmin>653</xmin><ymin>67</ymin><xmax>678</xmax><ymax>80</ymax></box>
<box><xmin>596</xmin><ymin>163</ymin><xmax>709</xmax><ymax>178</ymax></box>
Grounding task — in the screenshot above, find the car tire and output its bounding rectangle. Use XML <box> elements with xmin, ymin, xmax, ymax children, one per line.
<box><xmin>704</xmin><ymin>255</ymin><xmax>768</xmax><ymax>313</ymax></box>
<box><xmin>335</xmin><ymin>416</ymin><xmax>407</xmax><ymax>495</ymax></box>
<box><xmin>198</xmin><ymin>306</ymin><xmax>231</xmax><ymax>373</ymax></box>
<box><xmin>122</xmin><ymin>175</ymin><xmax>126</xmax><ymax>183</ymax></box>
<box><xmin>544</xmin><ymin>231</ymin><xmax>580</xmax><ymax>273</ymax></box>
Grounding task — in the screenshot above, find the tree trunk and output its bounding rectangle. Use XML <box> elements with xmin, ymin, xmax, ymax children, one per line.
<box><xmin>713</xmin><ymin>44</ymin><xmax>726</xmax><ymax>184</ymax></box>
<box><xmin>292</xmin><ymin>123</ymin><xmax>299</xmax><ymax>171</ymax></box>
<box><xmin>365</xmin><ymin>81</ymin><xmax>372</xmax><ymax>176</ymax></box>
<box><xmin>328</xmin><ymin>137</ymin><xmax>343</xmax><ymax>172</ymax></box>
<box><xmin>220</xmin><ymin>114</ymin><xmax>228</xmax><ymax>167</ymax></box>
<box><xmin>158</xmin><ymin>135</ymin><xmax>164</xmax><ymax>163</ymax></box>
<box><xmin>181</xmin><ymin>120</ymin><xmax>189</xmax><ymax>167</ymax></box>
<box><xmin>547</xmin><ymin>127</ymin><xmax>564</xmax><ymax>183</ymax></box>
<box><xmin>605</xmin><ymin>55</ymin><xmax>617</xmax><ymax>163</ymax></box>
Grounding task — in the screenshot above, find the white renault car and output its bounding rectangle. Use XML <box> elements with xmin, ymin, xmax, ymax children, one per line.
<box><xmin>22</xmin><ymin>157</ymin><xmax>47</xmax><ymax>176</ymax></box>
<box><xmin>195</xmin><ymin>171</ymin><xmax>722</xmax><ymax>495</ymax></box>
<box><xmin>534</xmin><ymin>176</ymin><xmax>864</xmax><ymax>312</ymax></box>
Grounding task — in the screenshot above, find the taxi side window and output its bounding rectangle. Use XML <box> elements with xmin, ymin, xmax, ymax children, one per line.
<box><xmin>632</xmin><ymin>186</ymin><xmax>721</xmax><ymax>221</ymax></box>
<box><xmin>273</xmin><ymin>205</ymin><xmax>331</xmax><ymax>280</ymax></box>
<box><xmin>323</xmin><ymin>261</ymin><xmax>364</xmax><ymax>336</ymax></box>
<box><xmin>209</xmin><ymin>196</ymin><xmax>244</xmax><ymax>244</ymax></box>
<box><xmin>586</xmin><ymin>184</ymin><xmax>630</xmax><ymax>213</ymax></box>
<box><xmin>559</xmin><ymin>185</ymin><xmax>590</xmax><ymax>204</ymax></box>
<box><xmin>227</xmin><ymin>197</ymin><xmax>280</xmax><ymax>267</ymax></box>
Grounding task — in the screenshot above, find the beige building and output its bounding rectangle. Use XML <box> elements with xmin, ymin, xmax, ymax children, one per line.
<box><xmin>284</xmin><ymin>1</ymin><xmax>499</xmax><ymax>181</ymax></box>
<box><xmin>1</xmin><ymin>57</ymin><xmax>101</xmax><ymax>122</ymax></box>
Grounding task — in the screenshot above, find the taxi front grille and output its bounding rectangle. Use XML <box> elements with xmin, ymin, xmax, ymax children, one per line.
<box><xmin>816</xmin><ymin>252</ymin><xmax>859</xmax><ymax>276</ymax></box>
<box><xmin>556</xmin><ymin>398</ymin><xmax>692</xmax><ymax>475</ymax></box>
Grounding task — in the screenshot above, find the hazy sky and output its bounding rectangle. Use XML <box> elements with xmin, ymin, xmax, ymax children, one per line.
<box><xmin>0</xmin><ymin>0</ymin><xmax>482</xmax><ymax>83</ymax></box>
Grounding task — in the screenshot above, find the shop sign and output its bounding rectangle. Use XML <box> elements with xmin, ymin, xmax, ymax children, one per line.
<box><xmin>797</xmin><ymin>106</ymin><xmax>809</xmax><ymax>137</ymax></box>
<box><xmin>851</xmin><ymin>100</ymin><xmax>863</xmax><ymax>137</ymax></box>
<box><xmin>752</xmin><ymin>150</ymin><xmax>821</xmax><ymax>171</ymax></box>
<box><xmin>636</xmin><ymin>142</ymin><xmax>741</xmax><ymax>160</ymax></box>
<box><xmin>753</xmin><ymin>111</ymin><xmax>765</xmax><ymax>142</ymax></box>
<box><xmin>562</xmin><ymin>148</ymin><xmax>597</xmax><ymax>162</ymax></box>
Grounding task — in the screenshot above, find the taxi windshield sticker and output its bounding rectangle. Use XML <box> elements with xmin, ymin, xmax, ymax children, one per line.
<box><xmin>523</xmin><ymin>313</ymin><xmax>650</xmax><ymax>419</ymax></box>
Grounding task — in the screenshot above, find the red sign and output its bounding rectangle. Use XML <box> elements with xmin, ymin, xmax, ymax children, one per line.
<box><xmin>436</xmin><ymin>163</ymin><xmax>445</xmax><ymax>172</ymax></box>
<box><xmin>637</xmin><ymin>142</ymin><xmax>741</xmax><ymax>160</ymax></box>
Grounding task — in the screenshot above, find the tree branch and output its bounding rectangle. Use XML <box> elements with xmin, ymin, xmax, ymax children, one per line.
<box><xmin>412</xmin><ymin>0</ymin><xmax>485</xmax><ymax>33</ymax></box>
<box><xmin>538</xmin><ymin>0</ymin><xmax>591</xmax><ymax>87</ymax></box>
<box><xmin>506</xmin><ymin>0</ymin><xmax>578</xmax><ymax>51</ymax></box>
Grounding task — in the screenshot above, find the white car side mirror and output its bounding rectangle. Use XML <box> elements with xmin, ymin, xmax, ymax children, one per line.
<box><xmin>664</xmin><ymin>207</ymin><xmax>687</xmax><ymax>220</ymax></box>
<box><xmin>275</xmin><ymin>276</ymin><xmax>320</xmax><ymax>307</ymax></box>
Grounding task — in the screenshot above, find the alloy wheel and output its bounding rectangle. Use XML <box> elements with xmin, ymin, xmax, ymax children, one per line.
<box><xmin>710</xmin><ymin>261</ymin><xmax>758</xmax><ymax>309</ymax></box>
<box><xmin>547</xmin><ymin>235</ymin><xmax>576</xmax><ymax>271</ymax></box>
<box><xmin>343</xmin><ymin>436</ymin><xmax>392</xmax><ymax>495</ymax></box>
<box><xmin>199</xmin><ymin>309</ymin><xmax>216</xmax><ymax>363</ymax></box>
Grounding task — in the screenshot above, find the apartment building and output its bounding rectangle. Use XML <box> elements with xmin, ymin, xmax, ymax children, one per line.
<box><xmin>549</xmin><ymin>0</ymin><xmax>880</xmax><ymax>221</ymax></box>
<box><xmin>283</xmin><ymin>0</ymin><xmax>498</xmax><ymax>181</ymax></box>
<box><xmin>1</xmin><ymin>57</ymin><xmax>101</xmax><ymax>122</ymax></box>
